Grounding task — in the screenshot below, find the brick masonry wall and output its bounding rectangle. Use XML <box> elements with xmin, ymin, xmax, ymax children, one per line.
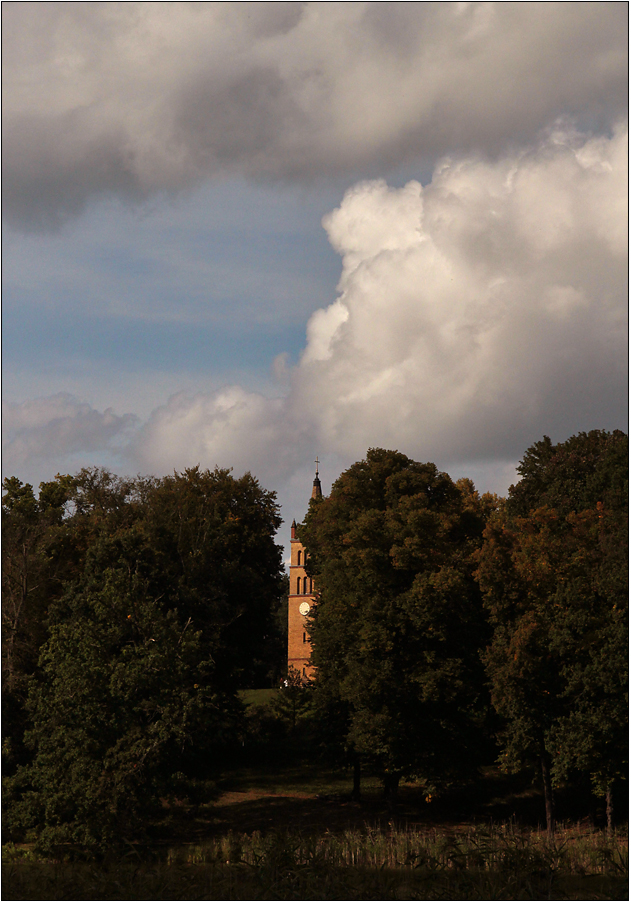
<box><xmin>288</xmin><ymin>535</ymin><xmax>315</xmax><ymax>677</ymax></box>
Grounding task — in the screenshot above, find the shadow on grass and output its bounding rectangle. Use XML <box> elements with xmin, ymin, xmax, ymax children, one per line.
<box><xmin>146</xmin><ymin>754</ymin><xmax>629</xmax><ymax>855</ymax></box>
<box><xmin>151</xmin><ymin>769</ymin><xmax>614</xmax><ymax>849</ymax></box>
<box><xmin>4</xmin><ymin>842</ymin><xmax>628</xmax><ymax>901</ymax></box>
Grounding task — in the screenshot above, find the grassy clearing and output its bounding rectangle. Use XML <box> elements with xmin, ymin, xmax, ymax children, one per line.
<box><xmin>218</xmin><ymin>759</ymin><xmax>384</xmax><ymax>798</ymax></box>
<box><xmin>3</xmin><ymin>824</ymin><xmax>628</xmax><ymax>900</ymax></box>
<box><xmin>239</xmin><ymin>688</ymin><xmax>279</xmax><ymax>708</ymax></box>
<box><xmin>5</xmin><ymin>695</ymin><xmax>627</xmax><ymax>899</ymax></box>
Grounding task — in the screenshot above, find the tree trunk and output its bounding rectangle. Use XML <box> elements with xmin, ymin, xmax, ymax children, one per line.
<box><xmin>351</xmin><ymin>755</ymin><xmax>361</xmax><ymax>801</ymax></box>
<box><xmin>605</xmin><ymin>784</ymin><xmax>614</xmax><ymax>833</ymax></box>
<box><xmin>540</xmin><ymin>753</ymin><xmax>555</xmax><ymax>838</ymax></box>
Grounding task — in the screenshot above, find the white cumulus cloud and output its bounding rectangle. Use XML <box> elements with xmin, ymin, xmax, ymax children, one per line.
<box><xmin>292</xmin><ymin>122</ymin><xmax>628</xmax><ymax>461</ymax></box>
<box><xmin>128</xmin><ymin>123</ymin><xmax>627</xmax><ymax>483</ymax></box>
<box><xmin>133</xmin><ymin>387</ymin><xmax>301</xmax><ymax>486</ymax></box>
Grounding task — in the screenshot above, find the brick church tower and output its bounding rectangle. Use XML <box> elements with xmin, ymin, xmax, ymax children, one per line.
<box><xmin>287</xmin><ymin>461</ymin><xmax>322</xmax><ymax>678</ymax></box>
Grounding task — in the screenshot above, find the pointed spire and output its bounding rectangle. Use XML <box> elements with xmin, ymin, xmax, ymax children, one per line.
<box><xmin>311</xmin><ymin>457</ymin><xmax>322</xmax><ymax>500</ymax></box>
<box><xmin>291</xmin><ymin>518</ymin><xmax>297</xmax><ymax>539</ymax></box>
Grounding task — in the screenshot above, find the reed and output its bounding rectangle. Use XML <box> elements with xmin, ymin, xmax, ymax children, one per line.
<box><xmin>4</xmin><ymin>822</ymin><xmax>628</xmax><ymax>900</ymax></box>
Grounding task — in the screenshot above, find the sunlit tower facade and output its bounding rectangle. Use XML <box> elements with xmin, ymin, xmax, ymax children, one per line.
<box><xmin>287</xmin><ymin>461</ymin><xmax>322</xmax><ymax>678</ymax></box>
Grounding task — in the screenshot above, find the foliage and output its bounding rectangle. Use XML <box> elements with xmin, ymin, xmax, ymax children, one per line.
<box><xmin>2</xmin><ymin>475</ymin><xmax>74</xmax><ymax>691</ymax></box>
<box><xmin>2</xmin><ymin>465</ymin><xmax>286</xmax><ymax>854</ymax></box>
<box><xmin>301</xmin><ymin>448</ymin><xmax>496</xmax><ymax>796</ymax></box>
<box><xmin>548</xmin><ymin>507</ymin><xmax>628</xmax><ymax>801</ymax></box>
<box><xmin>507</xmin><ymin>429</ymin><xmax>628</xmax><ymax>518</ymax></box>
<box><xmin>2</xmin><ymin>474</ymin><xmax>76</xmax><ymax>775</ymax></box>
<box><xmin>4</xmin><ymin>434</ymin><xmax>626</xmax><ymax>853</ymax></box>
<box><xmin>477</xmin><ymin>431</ymin><xmax>628</xmax><ymax>833</ymax></box>
<box><xmin>270</xmin><ymin>666</ymin><xmax>315</xmax><ymax>733</ymax></box>
<box><xmin>140</xmin><ymin>467</ymin><xmax>286</xmax><ymax>688</ymax></box>
<box><xmin>7</xmin><ymin>570</ymin><xmax>238</xmax><ymax>854</ymax></box>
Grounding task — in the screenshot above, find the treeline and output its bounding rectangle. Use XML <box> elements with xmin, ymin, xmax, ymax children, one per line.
<box><xmin>2</xmin><ymin>466</ymin><xmax>287</xmax><ymax>852</ymax></box>
<box><xmin>1</xmin><ymin>430</ymin><xmax>627</xmax><ymax>855</ymax></box>
<box><xmin>301</xmin><ymin>431</ymin><xmax>627</xmax><ymax>836</ymax></box>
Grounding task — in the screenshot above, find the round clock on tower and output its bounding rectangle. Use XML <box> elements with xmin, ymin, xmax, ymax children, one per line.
<box><xmin>287</xmin><ymin>460</ymin><xmax>321</xmax><ymax>679</ymax></box>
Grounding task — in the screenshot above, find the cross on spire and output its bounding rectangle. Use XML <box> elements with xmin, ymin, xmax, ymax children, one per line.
<box><xmin>311</xmin><ymin>457</ymin><xmax>322</xmax><ymax>499</ymax></box>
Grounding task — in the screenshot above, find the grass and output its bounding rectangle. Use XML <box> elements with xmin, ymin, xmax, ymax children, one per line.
<box><xmin>238</xmin><ymin>688</ymin><xmax>279</xmax><ymax>708</ymax></box>
<box><xmin>4</xmin><ymin>824</ymin><xmax>628</xmax><ymax>900</ymax></box>
<box><xmin>4</xmin><ymin>694</ymin><xmax>627</xmax><ymax>899</ymax></box>
<box><xmin>217</xmin><ymin>759</ymin><xmax>384</xmax><ymax>797</ymax></box>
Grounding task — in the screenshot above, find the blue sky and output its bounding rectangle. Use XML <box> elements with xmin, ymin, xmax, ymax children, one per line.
<box><xmin>3</xmin><ymin>182</ymin><xmax>343</xmax><ymax>399</ymax></box>
<box><xmin>3</xmin><ymin>3</ymin><xmax>628</xmax><ymax>545</ymax></box>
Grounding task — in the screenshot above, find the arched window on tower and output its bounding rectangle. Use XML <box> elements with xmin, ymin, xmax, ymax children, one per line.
<box><xmin>297</xmin><ymin>550</ymin><xmax>302</xmax><ymax>566</ymax></box>
<box><xmin>296</xmin><ymin>577</ymin><xmax>301</xmax><ymax>595</ymax></box>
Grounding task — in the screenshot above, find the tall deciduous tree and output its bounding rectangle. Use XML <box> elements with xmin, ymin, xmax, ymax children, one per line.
<box><xmin>506</xmin><ymin>430</ymin><xmax>627</xmax><ymax>518</ymax></box>
<box><xmin>2</xmin><ymin>474</ymin><xmax>74</xmax><ymax>695</ymax></box>
<box><xmin>477</xmin><ymin>431</ymin><xmax>628</xmax><ymax>835</ymax></box>
<box><xmin>8</xmin><ymin>560</ymin><xmax>235</xmax><ymax>854</ymax></box>
<box><xmin>2</xmin><ymin>474</ymin><xmax>75</xmax><ymax>774</ymax></box>
<box><xmin>549</xmin><ymin>503</ymin><xmax>628</xmax><ymax>831</ymax></box>
<box><xmin>301</xmin><ymin>449</ymin><xmax>495</xmax><ymax>801</ymax></box>
<box><xmin>4</xmin><ymin>465</ymin><xmax>286</xmax><ymax>853</ymax></box>
<box><xmin>141</xmin><ymin>466</ymin><xmax>285</xmax><ymax>688</ymax></box>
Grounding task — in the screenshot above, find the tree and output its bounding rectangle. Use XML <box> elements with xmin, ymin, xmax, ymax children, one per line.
<box><xmin>2</xmin><ymin>475</ymin><xmax>74</xmax><ymax>695</ymax></box>
<box><xmin>507</xmin><ymin>430</ymin><xmax>627</xmax><ymax>518</ymax></box>
<box><xmin>8</xmin><ymin>558</ymin><xmax>239</xmax><ymax>854</ymax></box>
<box><xmin>478</xmin><ymin>505</ymin><xmax>572</xmax><ymax>836</ymax></box>
<box><xmin>3</xmin><ymin>465</ymin><xmax>287</xmax><ymax>853</ymax></box>
<box><xmin>271</xmin><ymin>666</ymin><xmax>314</xmax><ymax>734</ymax></box>
<box><xmin>141</xmin><ymin>466</ymin><xmax>286</xmax><ymax>688</ymax></box>
<box><xmin>549</xmin><ymin>505</ymin><xmax>628</xmax><ymax>831</ymax></box>
<box><xmin>301</xmin><ymin>449</ymin><xmax>495</xmax><ymax>801</ymax></box>
<box><xmin>2</xmin><ymin>474</ymin><xmax>75</xmax><ymax>776</ymax></box>
<box><xmin>477</xmin><ymin>431</ymin><xmax>628</xmax><ymax>834</ymax></box>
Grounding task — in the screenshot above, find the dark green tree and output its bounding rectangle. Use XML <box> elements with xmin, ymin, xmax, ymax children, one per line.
<box><xmin>301</xmin><ymin>449</ymin><xmax>495</xmax><ymax>801</ymax></box>
<box><xmin>2</xmin><ymin>474</ymin><xmax>75</xmax><ymax>775</ymax></box>
<box><xmin>2</xmin><ymin>474</ymin><xmax>74</xmax><ymax>696</ymax></box>
<box><xmin>477</xmin><ymin>430</ymin><xmax>628</xmax><ymax>834</ymax></box>
<box><xmin>8</xmin><ymin>554</ymin><xmax>238</xmax><ymax>854</ymax></box>
<box><xmin>549</xmin><ymin>504</ymin><xmax>628</xmax><ymax>830</ymax></box>
<box><xmin>141</xmin><ymin>466</ymin><xmax>285</xmax><ymax>688</ymax></box>
<box><xmin>507</xmin><ymin>429</ymin><xmax>627</xmax><ymax>517</ymax></box>
<box><xmin>271</xmin><ymin>666</ymin><xmax>314</xmax><ymax>734</ymax></box>
<box><xmin>3</xmin><ymin>465</ymin><xmax>286</xmax><ymax>853</ymax></box>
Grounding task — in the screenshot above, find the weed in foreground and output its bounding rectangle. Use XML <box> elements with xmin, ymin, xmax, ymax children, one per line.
<box><xmin>3</xmin><ymin>823</ymin><xmax>628</xmax><ymax>900</ymax></box>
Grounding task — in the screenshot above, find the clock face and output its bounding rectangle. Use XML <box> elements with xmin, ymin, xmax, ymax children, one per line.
<box><xmin>299</xmin><ymin>601</ymin><xmax>311</xmax><ymax>616</ymax></box>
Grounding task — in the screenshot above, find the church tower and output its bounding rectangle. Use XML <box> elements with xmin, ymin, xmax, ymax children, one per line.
<box><xmin>287</xmin><ymin>460</ymin><xmax>321</xmax><ymax>678</ymax></box>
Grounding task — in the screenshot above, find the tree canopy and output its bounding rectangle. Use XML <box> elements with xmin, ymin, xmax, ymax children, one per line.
<box><xmin>477</xmin><ymin>430</ymin><xmax>628</xmax><ymax>834</ymax></box>
<box><xmin>3</xmin><ymin>433</ymin><xmax>626</xmax><ymax>852</ymax></box>
<box><xmin>300</xmin><ymin>448</ymin><xmax>497</xmax><ymax>798</ymax></box>
<box><xmin>3</xmin><ymin>466</ymin><xmax>286</xmax><ymax>853</ymax></box>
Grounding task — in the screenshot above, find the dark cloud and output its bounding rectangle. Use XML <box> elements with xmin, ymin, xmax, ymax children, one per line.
<box><xmin>2</xmin><ymin>2</ymin><xmax>627</xmax><ymax>229</ymax></box>
<box><xmin>2</xmin><ymin>112</ymin><xmax>146</xmax><ymax>231</ymax></box>
<box><xmin>173</xmin><ymin>67</ymin><xmax>305</xmax><ymax>174</ymax></box>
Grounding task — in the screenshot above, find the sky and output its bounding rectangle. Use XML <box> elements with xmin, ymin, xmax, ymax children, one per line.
<box><xmin>2</xmin><ymin>2</ymin><xmax>628</xmax><ymax>553</ymax></box>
